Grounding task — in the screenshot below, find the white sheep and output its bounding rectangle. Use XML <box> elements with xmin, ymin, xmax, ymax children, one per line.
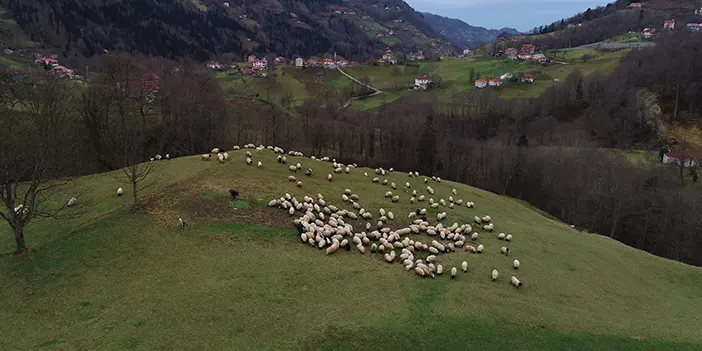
<box><xmin>327</xmin><ymin>174</ymin><xmax>333</xmax><ymax>182</ymax></box>
<box><xmin>436</xmin><ymin>264</ymin><xmax>443</xmax><ymax>275</ymax></box>
<box><xmin>452</xmin><ymin>188</ymin><xmax>457</xmax><ymax>195</ymax></box>
<box><xmin>511</xmin><ymin>276</ymin><xmax>523</xmax><ymax>288</ymax></box>
<box><xmin>451</xmin><ymin>267</ymin><xmax>457</xmax><ymax>279</ymax></box>
<box><xmin>498</xmin><ymin>232</ymin><xmax>506</xmax><ymax>240</ymax></box>
<box><xmin>345</xmin><ymin>167</ymin><xmax>350</xmax><ymax>174</ymax></box>
<box><xmin>201</xmin><ymin>154</ymin><xmax>211</xmax><ymax>161</ymax></box>
<box><xmin>217</xmin><ymin>153</ymin><xmax>224</xmax><ymax>163</ymax></box>
<box><xmin>289</xmin><ymin>165</ymin><xmax>297</xmax><ymax>172</ymax></box>
<box><xmin>257</xmin><ymin>161</ymin><xmax>262</xmax><ymax>168</ymax></box>
<box><xmin>500</xmin><ymin>246</ymin><xmax>509</xmax><ymax>256</ymax></box>
<box><xmin>391</xmin><ymin>195</ymin><xmax>399</xmax><ymax>203</ymax></box>
<box><xmin>233</xmin><ymin>146</ymin><xmax>240</xmax><ymax>150</ymax></box>
<box><xmin>297</xmin><ymin>181</ymin><xmax>303</xmax><ymax>188</ymax></box>
<box><xmin>117</xmin><ymin>187</ymin><xmax>123</xmax><ymax>196</ymax></box>
<box><xmin>245</xmin><ymin>151</ymin><xmax>252</xmax><ymax>157</ymax></box>
<box><xmin>492</xmin><ymin>269</ymin><xmax>499</xmax><ymax>281</ymax></box>
<box><xmin>476</xmin><ymin>244</ymin><xmax>484</xmax><ymax>253</ymax></box>
<box><xmin>505</xmin><ymin>234</ymin><xmax>513</xmax><ymax>242</ymax></box>
<box><xmin>67</xmin><ymin>197</ymin><xmax>77</xmax><ymax>207</ymax></box>
<box><xmin>165</xmin><ymin>154</ymin><xmax>170</xmax><ymax>160</ymax></box>
<box><xmin>223</xmin><ymin>152</ymin><xmax>229</xmax><ymax>160</ymax></box>
<box><xmin>513</xmin><ymin>259</ymin><xmax>520</xmax><ymax>270</ymax></box>
<box><xmin>155</xmin><ymin>154</ymin><xmax>162</xmax><ymax>160</ymax></box>
<box><xmin>211</xmin><ymin>148</ymin><xmax>220</xmax><ymax>154</ymax></box>
<box><xmin>471</xmin><ymin>232</ymin><xmax>479</xmax><ymax>241</ymax></box>
<box><xmin>461</xmin><ymin>261</ymin><xmax>468</xmax><ymax>272</ymax></box>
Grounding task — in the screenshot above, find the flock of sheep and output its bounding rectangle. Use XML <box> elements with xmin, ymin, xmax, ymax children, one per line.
<box><xmin>210</xmin><ymin>145</ymin><xmax>527</xmax><ymax>288</ymax></box>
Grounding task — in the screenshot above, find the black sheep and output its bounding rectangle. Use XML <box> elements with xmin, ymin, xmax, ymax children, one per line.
<box><xmin>296</xmin><ymin>222</ymin><xmax>304</xmax><ymax>235</ymax></box>
<box><xmin>229</xmin><ymin>189</ymin><xmax>239</xmax><ymax>200</ymax></box>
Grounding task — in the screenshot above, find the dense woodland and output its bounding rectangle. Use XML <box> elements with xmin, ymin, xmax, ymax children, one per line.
<box><xmin>0</xmin><ymin>0</ymin><xmax>449</xmax><ymax>62</ymax></box>
<box><xmin>2</xmin><ymin>32</ymin><xmax>702</xmax><ymax>264</ymax></box>
<box><xmin>508</xmin><ymin>0</ymin><xmax>699</xmax><ymax>50</ymax></box>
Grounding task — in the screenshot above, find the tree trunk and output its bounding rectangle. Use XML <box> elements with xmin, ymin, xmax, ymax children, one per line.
<box><xmin>14</xmin><ymin>226</ymin><xmax>25</xmax><ymax>253</ymax></box>
<box><xmin>133</xmin><ymin>180</ymin><xmax>138</xmax><ymax>204</ymax></box>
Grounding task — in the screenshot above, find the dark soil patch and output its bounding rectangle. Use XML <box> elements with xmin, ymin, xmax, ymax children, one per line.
<box><xmin>185</xmin><ymin>194</ymin><xmax>292</xmax><ymax>229</ymax></box>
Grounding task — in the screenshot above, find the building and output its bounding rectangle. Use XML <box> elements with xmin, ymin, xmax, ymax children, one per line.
<box><xmin>414</xmin><ymin>75</ymin><xmax>432</xmax><ymax>90</ymax></box>
<box><xmin>488</xmin><ymin>77</ymin><xmax>503</xmax><ymax>87</ymax></box>
<box><xmin>521</xmin><ymin>74</ymin><xmax>534</xmax><ymax>83</ymax></box>
<box><xmin>474</xmin><ymin>79</ymin><xmax>488</xmax><ymax>89</ymax></box>
<box><xmin>686</xmin><ymin>23</ymin><xmax>702</xmax><ymax>31</ymax></box>
<box><xmin>322</xmin><ymin>58</ymin><xmax>336</xmax><ymax>69</ymax></box>
<box><xmin>407</xmin><ymin>50</ymin><xmax>425</xmax><ymax>61</ymax></box>
<box><xmin>664</xmin><ymin>19</ymin><xmax>676</xmax><ymax>29</ymax></box>
<box><xmin>521</xmin><ymin>43</ymin><xmax>536</xmax><ymax>54</ymax></box>
<box><xmin>517</xmin><ymin>52</ymin><xmax>532</xmax><ymax>60</ymax></box>
<box><xmin>206</xmin><ymin>61</ymin><xmax>223</xmax><ymax>70</ymax></box>
<box><xmin>252</xmin><ymin>59</ymin><xmax>267</xmax><ymax>68</ymax></box>
<box><xmin>507</xmin><ymin>53</ymin><xmax>517</xmax><ymax>61</ymax></box>
<box><xmin>643</xmin><ymin>28</ymin><xmax>658</xmax><ymax>39</ymax></box>
<box><xmin>463</xmin><ymin>48</ymin><xmax>472</xmax><ymax>55</ymax></box>
<box><xmin>663</xmin><ymin>153</ymin><xmax>697</xmax><ymax>167</ymax></box>
<box><xmin>628</xmin><ymin>2</ymin><xmax>642</xmax><ymax>8</ymax></box>
<box><xmin>295</xmin><ymin>57</ymin><xmax>304</xmax><ymax>69</ymax></box>
<box><xmin>381</xmin><ymin>53</ymin><xmax>397</xmax><ymax>64</ymax></box>
<box><xmin>247</xmin><ymin>55</ymin><xmax>257</xmax><ymax>62</ymax></box>
<box><xmin>531</xmin><ymin>53</ymin><xmax>547</xmax><ymax>62</ymax></box>
<box><xmin>500</xmin><ymin>72</ymin><xmax>513</xmax><ymax>80</ymax></box>
<box><xmin>338</xmin><ymin>60</ymin><xmax>349</xmax><ymax>67</ymax></box>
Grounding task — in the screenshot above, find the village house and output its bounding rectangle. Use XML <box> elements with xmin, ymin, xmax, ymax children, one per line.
<box><xmin>507</xmin><ymin>53</ymin><xmax>517</xmax><ymax>61</ymax></box>
<box><xmin>521</xmin><ymin>44</ymin><xmax>536</xmax><ymax>54</ymax></box>
<box><xmin>664</xmin><ymin>19</ymin><xmax>676</xmax><ymax>29</ymax></box>
<box><xmin>252</xmin><ymin>59</ymin><xmax>267</xmax><ymax>68</ymax></box>
<box><xmin>50</xmin><ymin>65</ymin><xmax>74</xmax><ymax>79</ymax></box>
<box><xmin>274</xmin><ymin>57</ymin><xmax>287</xmax><ymax>64</ymax></box>
<box><xmin>488</xmin><ymin>77</ymin><xmax>503</xmax><ymax>87</ymax></box>
<box><xmin>307</xmin><ymin>59</ymin><xmax>320</xmax><ymax>67</ymax></box>
<box><xmin>381</xmin><ymin>53</ymin><xmax>397</xmax><ymax>64</ymax></box>
<box><xmin>407</xmin><ymin>50</ymin><xmax>425</xmax><ymax>61</ymax></box>
<box><xmin>295</xmin><ymin>57</ymin><xmax>304</xmax><ymax>69</ymax></box>
<box><xmin>663</xmin><ymin>152</ymin><xmax>697</xmax><ymax>167</ymax></box>
<box><xmin>521</xmin><ymin>74</ymin><xmax>534</xmax><ymax>83</ymax></box>
<box><xmin>463</xmin><ymin>48</ymin><xmax>472</xmax><ymax>55</ymax></box>
<box><xmin>414</xmin><ymin>75</ymin><xmax>432</xmax><ymax>90</ymax></box>
<box><xmin>35</xmin><ymin>57</ymin><xmax>58</xmax><ymax>67</ymax></box>
<box><xmin>517</xmin><ymin>52</ymin><xmax>532</xmax><ymax>60</ymax></box>
<box><xmin>322</xmin><ymin>58</ymin><xmax>337</xmax><ymax>69</ymax></box>
<box><xmin>474</xmin><ymin>78</ymin><xmax>488</xmax><ymax>89</ymax></box>
<box><xmin>500</xmin><ymin>72</ymin><xmax>513</xmax><ymax>80</ymax></box>
<box><xmin>531</xmin><ymin>53</ymin><xmax>547</xmax><ymax>62</ymax></box>
<box><xmin>505</xmin><ymin>47</ymin><xmax>518</xmax><ymax>55</ymax></box>
<box><xmin>247</xmin><ymin>55</ymin><xmax>257</xmax><ymax>62</ymax></box>
<box><xmin>643</xmin><ymin>28</ymin><xmax>657</xmax><ymax>39</ymax></box>
<box><xmin>207</xmin><ymin>61</ymin><xmax>223</xmax><ymax>70</ymax></box>
<box><xmin>686</xmin><ymin>23</ymin><xmax>702</xmax><ymax>31</ymax></box>
<box><xmin>338</xmin><ymin>59</ymin><xmax>349</xmax><ymax>67</ymax></box>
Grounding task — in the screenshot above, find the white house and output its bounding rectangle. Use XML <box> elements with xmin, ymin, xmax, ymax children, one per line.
<box><xmin>488</xmin><ymin>77</ymin><xmax>503</xmax><ymax>87</ymax></box>
<box><xmin>295</xmin><ymin>57</ymin><xmax>304</xmax><ymax>69</ymax></box>
<box><xmin>475</xmin><ymin>79</ymin><xmax>487</xmax><ymax>89</ymax></box>
<box><xmin>463</xmin><ymin>48</ymin><xmax>472</xmax><ymax>55</ymax></box>
<box><xmin>500</xmin><ymin>72</ymin><xmax>513</xmax><ymax>80</ymax></box>
<box><xmin>663</xmin><ymin>153</ymin><xmax>697</xmax><ymax>167</ymax></box>
<box><xmin>322</xmin><ymin>58</ymin><xmax>337</xmax><ymax>69</ymax></box>
<box><xmin>252</xmin><ymin>59</ymin><xmax>267</xmax><ymax>68</ymax></box>
<box><xmin>414</xmin><ymin>76</ymin><xmax>432</xmax><ymax>90</ymax></box>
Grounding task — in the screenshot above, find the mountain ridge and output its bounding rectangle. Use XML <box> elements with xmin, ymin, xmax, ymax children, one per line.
<box><xmin>421</xmin><ymin>12</ymin><xmax>520</xmax><ymax>49</ymax></box>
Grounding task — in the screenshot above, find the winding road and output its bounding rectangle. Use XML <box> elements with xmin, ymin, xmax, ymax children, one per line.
<box><xmin>337</xmin><ymin>66</ymin><xmax>384</xmax><ymax>109</ymax></box>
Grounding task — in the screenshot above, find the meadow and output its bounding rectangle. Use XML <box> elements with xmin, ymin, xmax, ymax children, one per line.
<box><xmin>2</xmin><ymin>149</ymin><xmax>702</xmax><ymax>350</ymax></box>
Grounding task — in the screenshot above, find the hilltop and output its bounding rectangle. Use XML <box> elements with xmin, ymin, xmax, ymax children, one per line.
<box><xmin>1</xmin><ymin>150</ymin><xmax>701</xmax><ymax>350</ymax></box>
<box><xmin>0</xmin><ymin>0</ymin><xmax>455</xmax><ymax>61</ymax></box>
<box><xmin>422</xmin><ymin>12</ymin><xmax>520</xmax><ymax>49</ymax></box>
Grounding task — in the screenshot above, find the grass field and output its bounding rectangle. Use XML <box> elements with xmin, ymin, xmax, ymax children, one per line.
<box><xmin>2</xmin><ymin>149</ymin><xmax>702</xmax><ymax>350</ymax></box>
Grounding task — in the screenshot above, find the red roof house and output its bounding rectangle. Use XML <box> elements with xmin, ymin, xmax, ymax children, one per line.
<box><xmin>475</xmin><ymin>78</ymin><xmax>488</xmax><ymax>89</ymax></box>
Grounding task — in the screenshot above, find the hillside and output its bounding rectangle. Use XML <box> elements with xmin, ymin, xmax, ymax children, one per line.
<box><xmin>422</xmin><ymin>12</ymin><xmax>520</xmax><ymax>49</ymax></box>
<box><xmin>0</xmin><ymin>0</ymin><xmax>455</xmax><ymax>61</ymax></box>
<box><xmin>1</xmin><ymin>150</ymin><xmax>701</xmax><ymax>350</ymax></box>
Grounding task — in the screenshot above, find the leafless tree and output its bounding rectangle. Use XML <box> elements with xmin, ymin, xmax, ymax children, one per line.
<box><xmin>0</xmin><ymin>71</ymin><xmax>80</xmax><ymax>253</ymax></box>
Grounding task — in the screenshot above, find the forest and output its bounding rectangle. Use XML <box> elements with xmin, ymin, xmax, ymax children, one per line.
<box><xmin>1</xmin><ymin>32</ymin><xmax>702</xmax><ymax>265</ymax></box>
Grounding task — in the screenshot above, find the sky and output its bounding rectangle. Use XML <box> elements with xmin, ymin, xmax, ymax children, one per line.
<box><xmin>407</xmin><ymin>0</ymin><xmax>612</xmax><ymax>32</ymax></box>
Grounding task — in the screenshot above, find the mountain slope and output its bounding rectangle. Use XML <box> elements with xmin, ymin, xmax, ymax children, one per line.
<box><xmin>0</xmin><ymin>0</ymin><xmax>455</xmax><ymax>61</ymax></box>
<box><xmin>422</xmin><ymin>12</ymin><xmax>519</xmax><ymax>49</ymax></box>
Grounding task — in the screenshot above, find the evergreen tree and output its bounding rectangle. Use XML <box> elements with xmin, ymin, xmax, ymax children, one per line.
<box><xmin>417</xmin><ymin>115</ymin><xmax>437</xmax><ymax>175</ymax></box>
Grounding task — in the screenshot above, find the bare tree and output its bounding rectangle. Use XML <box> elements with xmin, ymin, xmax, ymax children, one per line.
<box><xmin>0</xmin><ymin>71</ymin><xmax>79</xmax><ymax>253</ymax></box>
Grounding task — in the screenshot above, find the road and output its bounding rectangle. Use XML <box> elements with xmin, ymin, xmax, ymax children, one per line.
<box><xmin>553</xmin><ymin>41</ymin><xmax>656</xmax><ymax>51</ymax></box>
<box><xmin>337</xmin><ymin>66</ymin><xmax>383</xmax><ymax>109</ymax></box>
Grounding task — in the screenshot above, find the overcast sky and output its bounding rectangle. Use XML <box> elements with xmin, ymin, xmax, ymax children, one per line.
<box><xmin>407</xmin><ymin>0</ymin><xmax>612</xmax><ymax>31</ymax></box>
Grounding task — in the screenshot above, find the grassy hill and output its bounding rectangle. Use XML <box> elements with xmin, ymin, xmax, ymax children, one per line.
<box><xmin>2</xmin><ymin>149</ymin><xmax>702</xmax><ymax>350</ymax></box>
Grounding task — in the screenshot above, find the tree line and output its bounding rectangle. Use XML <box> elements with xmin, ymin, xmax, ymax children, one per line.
<box><xmin>2</xmin><ymin>39</ymin><xmax>702</xmax><ymax>266</ymax></box>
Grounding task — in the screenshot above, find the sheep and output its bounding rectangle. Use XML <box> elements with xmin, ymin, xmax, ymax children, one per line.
<box><xmin>451</xmin><ymin>267</ymin><xmax>457</xmax><ymax>279</ymax></box>
<box><xmin>418</xmin><ymin>195</ymin><xmax>425</xmax><ymax>202</ymax></box>
<box><xmin>297</xmin><ymin>181</ymin><xmax>303</xmax><ymax>188</ymax></box>
<box><xmin>289</xmin><ymin>165</ymin><xmax>297</xmax><ymax>172</ymax></box>
<box><xmin>211</xmin><ymin>148</ymin><xmax>220</xmax><ymax>154</ymax></box>
<box><xmin>392</xmin><ymin>195</ymin><xmax>400</xmax><ymax>203</ymax></box>
<box><xmin>383</xmin><ymin>179</ymin><xmax>388</xmax><ymax>185</ymax></box>
<box><xmin>474</xmin><ymin>216</ymin><xmax>482</xmax><ymax>224</ymax></box>
<box><xmin>436</xmin><ymin>264</ymin><xmax>443</xmax><ymax>275</ymax></box>
<box><xmin>464</xmin><ymin>245</ymin><xmax>476</xmax><ymax>253</ymax></box>
<box><xmin>426</xmin><ymin>255</ymin><xmax>436</xmax><ymax>263</ymax></box>
<box><xmin>117</xmin><ymin>187</ymin><xmax>123</xmax><ymax>196</ymax></box>
<box><xmin>498</xmin><ymin>233</ymin><xmax>506</xmax><ymax>240</ymax></box>
<box><xmin>179</xmin><ymin>217</ymin><xmax>186</xmax><ymax>230</ymax></box>
<box><xmin>452</xmin><ymin>188</ymin><xmax>457</xmax><ymax>195</ymax></box>
<box><xmin>296</xmin><ymin>163</ymin><xmax>302</xmax><ymax>170</ymax></box>
<box><xmin>246</xmin><ymin>158</ymin><xmax>252</xmax><ymax>165</ymax></box>
<box><xmin>305</xmin><ymin>169</ymin><xmax>312</xmax><ymax>176</ymax></box>
<box><xmin>387</xmin><ymin>212</ymin><xmax>394</xmax><ymax>220</ymax></box>
<box><xmin>165</xmin><ymin>153</ymin><xmax>170</xmax><ymax>160</ymax></box>
<box><xmin>500</xmin><ymin>246</ymin><xmax>510</xmax><ymax>256</ymax></box>
<box><xmin>372</xmin><ymin>177</ymin><xmax>380</xmax><ymax>183</ymax></box>
<box><xmin>415</xmin><ymin>267</ymin><xmax>426</xmax><ymax>277</ymax></box>
<box><xmin>268</xmin><ymin>199</ymin><xmax>278</xmax><ymax>207</ymax></box>
<box><xmin>229</xmin><ymin>189</ymin><xmax>239</xmax><ymax>200</ymax></box>
<box><xmin>483</xmin><ymin>223</ymin><xmax>494</xmax><ymax>232</ymax></box>
<box><xmin>461</xmin><ymin>261</ymin><xmax>468</xmax><ymax>272</ymax></box>
<box><xmin>511</xmin><ymin>276</ymin><xmax>523</xmax><ymax>288</ymax></box>
<box><xmin>427</xmin><ymin>186</ymin><xmax>434</xmax><ymax>195</ymax></box>
<box><xmin>245</xmin><ymin>151</ymin><xmax>252</xmax><ymax>157</ymax></box>
<box><xmin>405</xmin><ymin>182</ymin><xmax>411</xmax><ymax>189</ymax></box>
<box><xmin>67</xmin><ymin>197</ymin><xmax>77</xmax><ymax>207</ymax></box>
<box><xmin>505</xmin><ymin>234</ymin><xmax>513</xmax><ymax>242</ymax></box>
<box><xmin>201</xmin><ymin>154</ymin><xmax>211</xmax><ymax>161</ymax></box>
<box><xmin>492</xmin><ymin>269</ymin><xmax>499</xmax><ymax>281</ymax></box>
<box><xmin>288</xmin><ymin>207</ymin><xmax>295</xmax><ymax>216</ymax></box>
<box><xmin>223</xmin><ymin>152</ymin><xmax>229</xmax><ymax>160</ymax></box>
<box><xmin>471</xmin><ymin>232</ymin><xmax>479</xmax><ymax>241</ymax></box>
<box><xmin>327</xmin><ymin>174</ymin><xmax>333</xmax><ymax>182</ymax></box>
<box><xmin>391</xmin><ymin>182</ymin><xmax>397</xmax><ymax>190</ymax></box>
<box><xmin>233</xmin><ymin>146</ymin><xmax>240</xmax><ymax>150</ymax></box>
<box><xmin>345</xmin><ymin>167</ymin><xmax>350</xmax><ymax>174</ymax></box>
<box><xmin>217</xmin><ymin>153</ymin><xmax>225</xmax><ymax>163</ymax></box>
<box><xmin>476</xmin><ymin>244</ymin><xmax>484</xmax><ymax>254</ymax></box>
<box><xmin>155</xmin><ymin>154</ymin><xmax>163</xmax><ymax>161</ymax></box>
<box><xmin>350</xmin><ymin>194</ymin><xmax>360</xmax><ymax>201</ymax></box>
<box><xmin>364</xmin><ymin>172</ymin><xmax>368</xmax><ymax>177</ymax></box>
<box><xmin>513</xmin><ymin>259</ymin><xmax>520</xmax><ymax>270</ymax></box>
<box><xmin>482</xmin><ymin>215</ymin><xmax>492</xmax><ymax>223</ymax></box>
